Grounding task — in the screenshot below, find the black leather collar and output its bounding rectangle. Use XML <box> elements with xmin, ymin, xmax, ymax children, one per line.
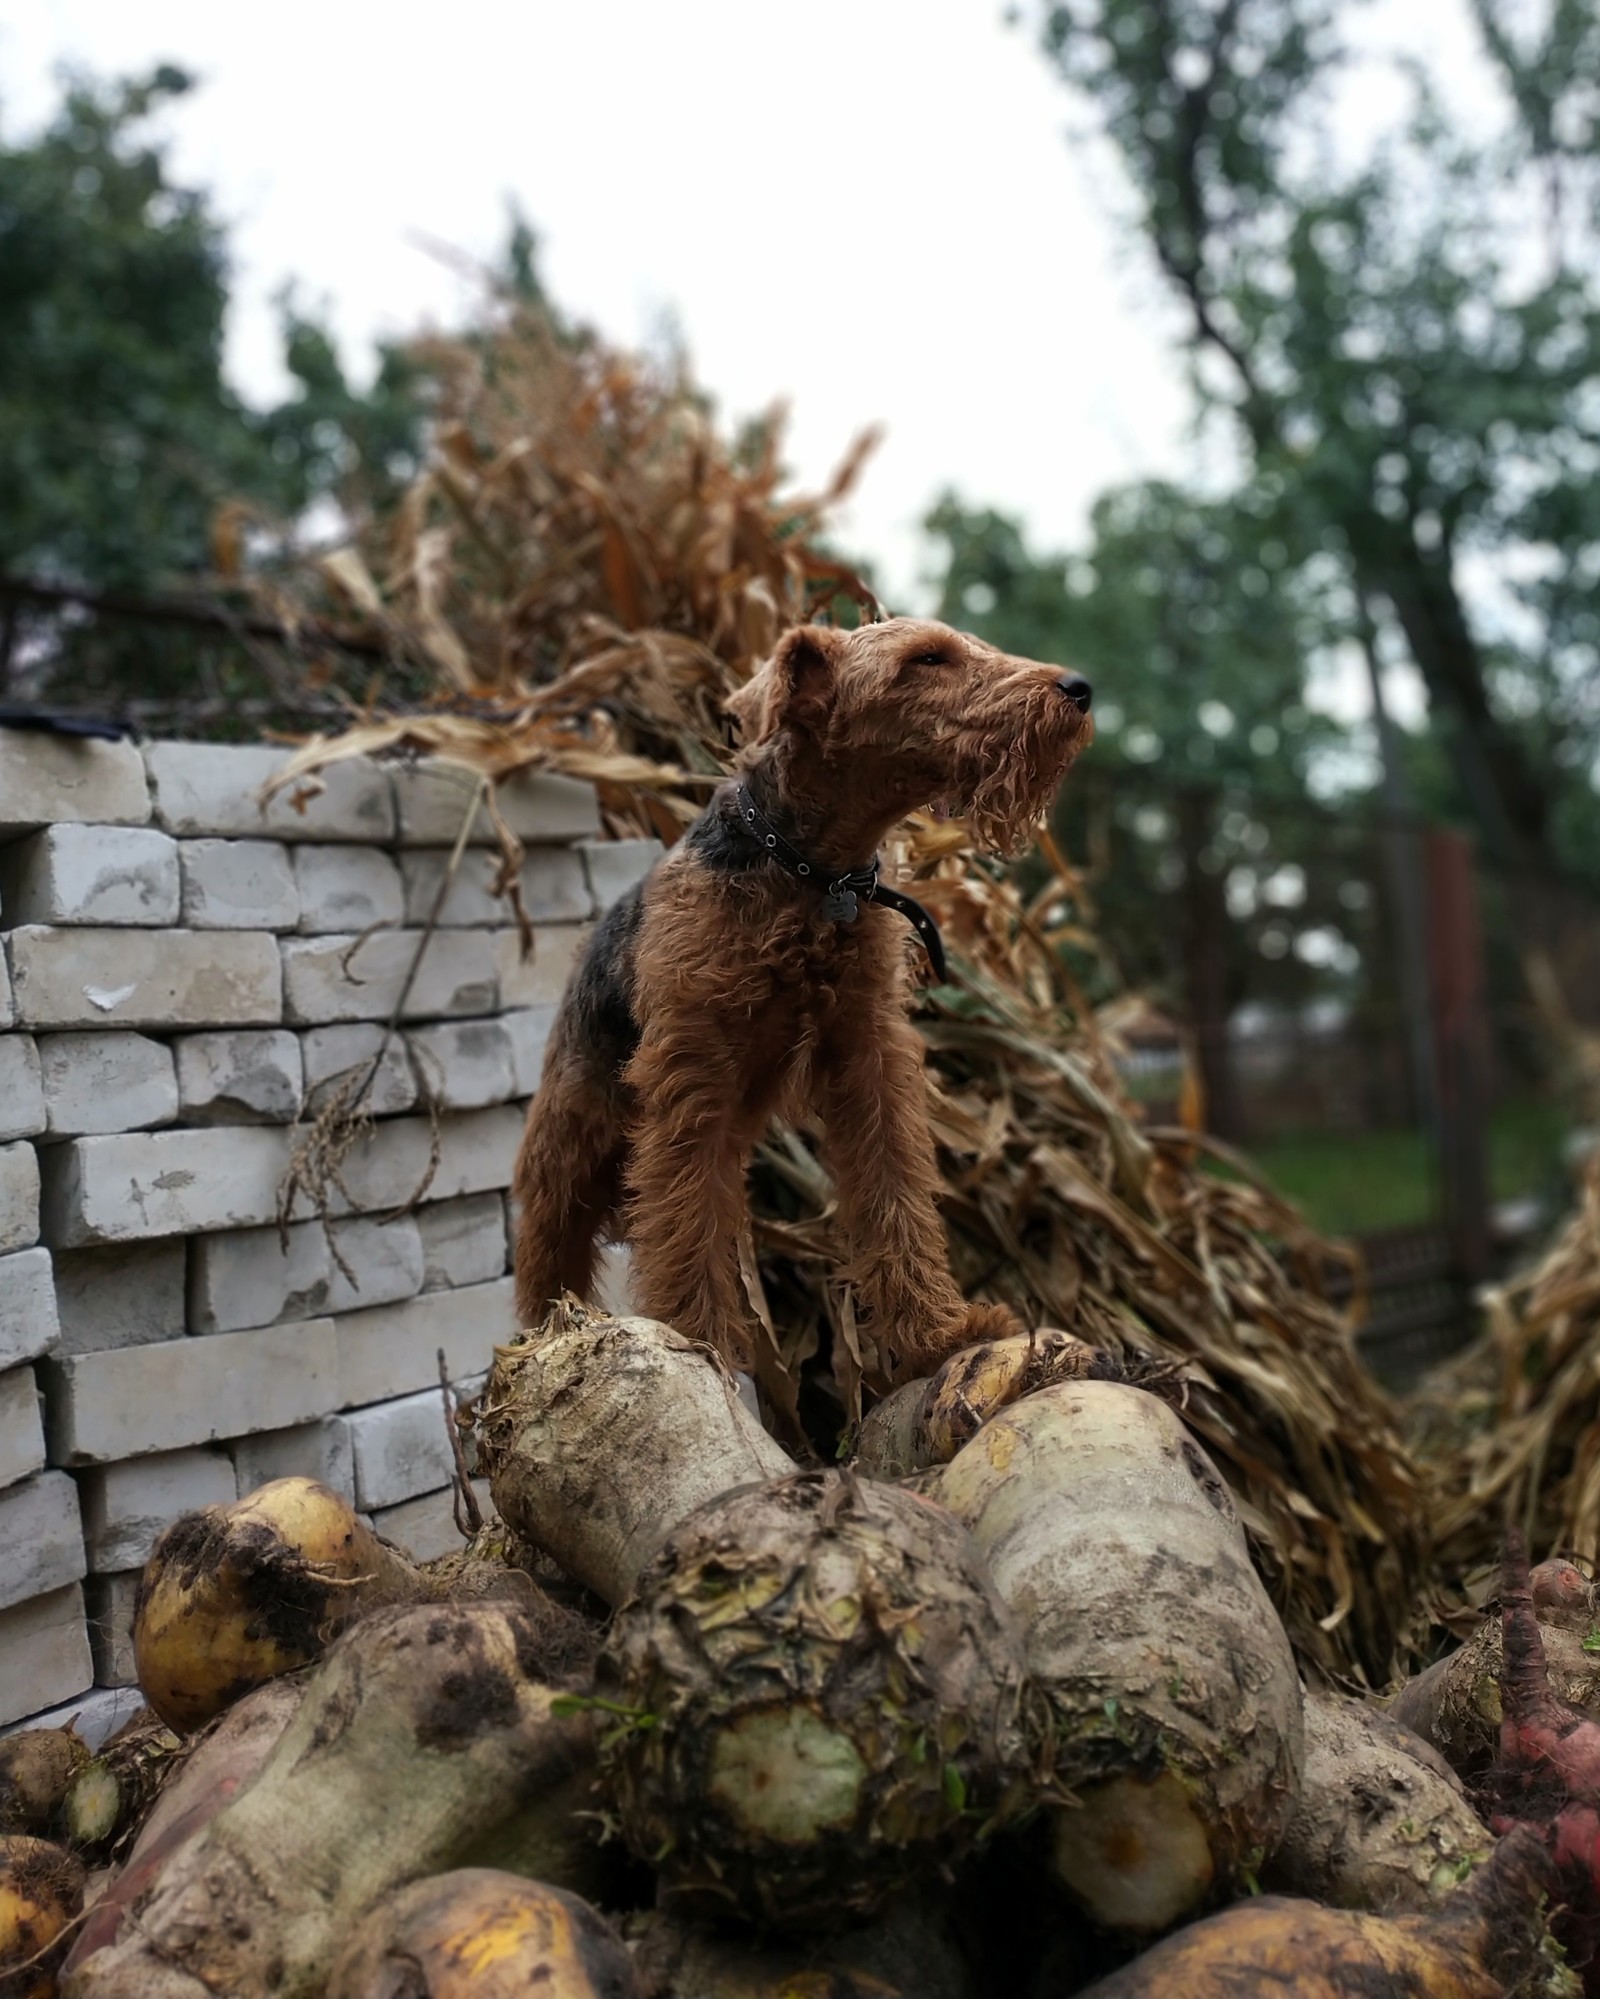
<box><xmin>734</xmin><ymin>784</ymin><xmax>947</xmax><ymax>982</ymax></box>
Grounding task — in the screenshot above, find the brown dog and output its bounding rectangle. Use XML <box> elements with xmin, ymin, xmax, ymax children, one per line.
<box><xmin>511</xmin><ymin>617</ymin><xmax>1093</xmax><ymax>1380</ymax></box>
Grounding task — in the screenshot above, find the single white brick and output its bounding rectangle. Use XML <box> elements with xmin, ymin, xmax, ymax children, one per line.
<box><xmin>40</xmin><ymin>1127</ymin><xmax>295</xmax><ymax>1247</ymax></box>
<box><xmin>493</xmin><ymin>925</ymin><xmax>588</xmax><ymax>1009</ymax></box>
<box><xmin>84</xmin><ymin>1569</ymin><xmax>139</xmax><ymax>1685</ymax></box>
<box><xmin>504</xmin><ymin>1006</ymin><xmax>558</xmax><ymax>1097</ymax></box>
<box><xmin>38</xmin><ymin>1031</ymin><xmax>178</xmax><ymax>1136</ymax></box>
<box><xmin>0</xmin><ymin>1036</ymin><xmax>45</xmax><ymax>1141</ymax></box>
<box><xmin>189</xmin><ymin>1222</ymin><xmax>330</xmax><ymax>1334</ymax></box>
<box><xmin>78</xmin><ymin>1445</ymin><xmax>238</xmax><ymax>1570</ymax></box>
<box><xmin>369</xmin><ymin>1482</ymin><xmax>489</xmax><ymax>1564</ymax></box>
<box><xmin>521</xmin><ymin>848</ymin><xmax>593</xmax><ymax>922</ymax></box>
<box><xmin>347</xmin><ymin>1388</ymin><xmax>456</xmax><ymax>1511</ymax></box>
<box><xmin>280</xmin><ymin>930</ymin><xmax>497</xmax><ymax>1026</ymax></box>
<box><xmin>0</xmin><ymin>728</ymin><xmax>149</xmax><ymax>835</ymax></box>
<box><xmin>230</xmin><ymin>1417</ymin><xmax>354</xmax><ymax>1500</ymax></box>
<box><xmin>3</xmin><ymin>1682</ymin><xmax>143</xmax><ymax>1748</ymax></box>
<box><xmin>54</xmin><ymin>1241</ymin><xmax>186</xmax><ymax>1353</ymax></box>
<box><xmin>391</xmin><ymin>764</ymin><xmax>599</xmax><ymax>846</ymax></box>
<box><xmin>0</xmin><ymin>1584</ymin><xmax>93</xmax><ymax>1728</ymax></box>
<box><xmin>46</xmin><ymin>1319</ymin><xmax>338</xmax><ymax>1465</ymax></box>
<box><xmin>397</xmin><ymin>848</ymin><xmax>591</xmax><ymax>926</ymax></box>
<box><xmin>417</xmin><ymin>1195</ymin><xmax>508</xmax><ymax>1293</ymax></box>
<box><xmin>5</xmin><ymin>926</ymin><xmax>282</xmax><ymax>1031</ymax></box>
<box><xmin>406</xmin><ymin>1019</ymin><xmax>516</xmax><ymax>1111</ymax></box>
<box><xmin>301</xmin><ymin>1023</ymin><xmax>418</xmax><ymax>1117</ymax></box>
<box><xmin>336</xmin><ymin>1276</ymin><xmax>516</xmax><ymax>1408</ymax></box>
<box><xmin>146</xmin><ymin>743</ymin><xmax>394</xmax><ymax>842</ymax></box>
<box><xmin>0</xmin><ymin>1142</ymin><xmax>40</xmax><ymax>1255</ymax></box>
<box><xmin>0</xmin><ymin>1249</ymin><xmax>58</xmax><ymax>1369</ymax></box>
<box><xmin>324</xmin><ymin>1215</ymin><xmax>425</xmax><ymax>1314</ymax></box>
<box><xmin>179</xmin><ymin>839</ymin><xmax>299</xmax><ymax>930</ymax></box>
<box><xmin>0</xmin><ymin>823</ymin><xmax>179</xmax><ymax>926</ymax></box>
<box><xmin>0</xmin><ymin>1366</ymin><xmax>45</xmax><ymax>1488</ymax></box>
<box><xmin>291</xmin><ymin>844</ymin><xmax>405</xmax><ymax>934</ymax></box>
<box><xmin>175</xmin><ymin>1030</ymin><xmax>304</xmax><ymax>1125</ymax></box>
<box><xmin>399</xmin><ymin>849</ymin><xmax>505</xmax><ymax>927</ymax></box>
<box><xmin>328</xmin><ymin>1106</ymin><xmax>525</xmax><ymax>1217</ymax></box>
<box><xmin>0</xmin><ymin>1472</ymin><xmax>84</xmax><ymax>1610</ymax></box>
<box><xmin>580</xmin><ymin>837</ymin><xmax>662</xmax><ymax>911</ymax></box>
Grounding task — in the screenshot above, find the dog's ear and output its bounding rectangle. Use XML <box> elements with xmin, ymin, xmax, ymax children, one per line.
<box><xmin>725</xmin><ymin>626</ymin><xmax>842</xmax><ymax>744</ymax></box>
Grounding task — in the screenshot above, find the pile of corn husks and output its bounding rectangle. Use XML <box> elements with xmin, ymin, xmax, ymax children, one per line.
<box><xmin>248</xmin><ymin>296</ymin><xmax>1430</xmax><ymax>1688</ymax></box>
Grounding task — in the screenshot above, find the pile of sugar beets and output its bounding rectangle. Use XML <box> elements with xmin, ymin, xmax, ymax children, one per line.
<box><xmin>8</xmin><ymin>1303</ymin><xmax>1600</xmax><ymax>1998</ymax></box>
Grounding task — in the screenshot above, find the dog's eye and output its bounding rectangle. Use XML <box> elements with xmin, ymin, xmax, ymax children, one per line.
<box><xmin>907</xmin><ymin>650</ymin><xmax>951</xmax><ymax>667</ymax></box>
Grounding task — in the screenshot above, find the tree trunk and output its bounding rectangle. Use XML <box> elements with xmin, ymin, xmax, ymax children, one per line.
<box><xmin>1362</xmin><ymin>539</ymin><xmax>1554</xmax><ymax>876</ymax></box>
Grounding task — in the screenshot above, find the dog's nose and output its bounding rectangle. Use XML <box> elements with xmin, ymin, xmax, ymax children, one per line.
<box><xmin>1056</xmin><ymin>674</ymin><xmax>1093</xmax><ymax>712</ymax></box>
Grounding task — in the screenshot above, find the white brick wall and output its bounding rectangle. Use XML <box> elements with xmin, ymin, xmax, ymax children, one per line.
<box><xmin>0</xmin><ymin>725</ymin><xmax>615</xmax><ymax>1728</ymax></box>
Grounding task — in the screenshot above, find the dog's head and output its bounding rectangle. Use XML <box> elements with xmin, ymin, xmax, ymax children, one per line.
<box><xmin>726</xmin><ymin>617</ymin><xmax>1094</xmax><ymax>854</ymax></box>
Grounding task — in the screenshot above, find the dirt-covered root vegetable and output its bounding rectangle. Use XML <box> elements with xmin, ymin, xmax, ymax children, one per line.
<box><xmin>1387</xmin><ymin>1618</ymin><xmax>1600</xmax><ymax>1785</ymax></box>
<box><xmin>597</xmin><ymin>1469</ymin><xmax>1033</xmax><ymax>1928</ymax></box>
<box><xmin>1068</xmin><ymin>1827</ymin><xmax>1568</xmax><ymax>1999</ymax></box>
<box><xmin>60</xmin><ymin>1711</ymin><xmax>181</xmax><ymax>1860</ymax></box>
<box><xmin>476</xmin><ymin>1300</ymin><xmax>795</xmax><ymax>1605</ymax></box>
<box><xmin>1265</xmin><ymin>1689</ymin><xmax>1489</xmax><ymax>1912</ymax></box>
<box><xmin>853</xmin><ymin>1330</ymin><xmax>1104</xmax><ymax>1480</ymax></box>
<box><xmin>132</xmin><ymin>1476</ymin><xmax>432</xmax><ymax>1732</ymax></box>
<box><xmin>64</xmin><ymin>1602</ymin><xmax>595</xmax><ymax>1999</ymax></box>
<box><xmin>0</xmin><ymin>1836</ymin><xmax>86</xmax><ymax>1999</ymax></box>
<box><xmin>326</xmin><ymin>1871</ymin><xmax>637</xmax><ymax>1999</ymax></box>
<box><xmin>932</xmin><ymin>1379</ymin><xmax>1304</xmax><ymax>1936</ymax></box>
<box><xmin>1479</xmin><ymin>1528</ymin><xmax>1600</xmax><ymax>1984</ymax></box>
<box><xmin>68</xmin><ymin>1680</ymin><xmax>304</xmax><ymax>1966</ymax></box>
<box><xmin>0</xmin><ymin>1734</ymin><xmax>87</xmax><ymax>1838</ymax></box>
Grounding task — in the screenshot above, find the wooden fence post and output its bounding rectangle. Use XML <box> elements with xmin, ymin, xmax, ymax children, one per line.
<box><xmin>1424</xmin><ymin>828</ymin><xmax>1492</xmax><ymax>1287</ymax></box>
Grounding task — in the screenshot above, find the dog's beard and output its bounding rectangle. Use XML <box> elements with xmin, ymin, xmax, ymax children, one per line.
<box><xmin>956</xmin><ymin>706</ymin><xmax>1093</xmax><ymax>856</ymax></box>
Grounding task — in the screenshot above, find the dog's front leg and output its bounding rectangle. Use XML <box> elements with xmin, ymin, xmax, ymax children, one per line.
<box><xmin>621</xmin><ymin>1026</ymin><xmax>764</xmax><ymax>1370</ymax></box>
<box><xmin>816</xmin><ymin>1014</ymin><xmax>1021</xmax><ymax>1381</ymax></box>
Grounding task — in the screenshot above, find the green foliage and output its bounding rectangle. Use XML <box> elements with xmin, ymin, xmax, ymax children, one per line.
<box><xmin>926</xmin><ymin>481</ymin><xmax>1341</xmax><ymax>794</ymax></box>
<box><xmin>0</xmin><ymin>67</ymin><xmax>420</xmax><ymax>701</ymax></box>
<box><xmin>1024</xmin><ymin>0</ymin><xmax>1600</xmax><ymax>881</ymax></box>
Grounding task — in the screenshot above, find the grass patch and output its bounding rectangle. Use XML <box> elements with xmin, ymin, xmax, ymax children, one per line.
<box><xmin>1230</xmin><ymin>1098</ymin><xmax>1570</xmax><ymax>1238</ymax></box>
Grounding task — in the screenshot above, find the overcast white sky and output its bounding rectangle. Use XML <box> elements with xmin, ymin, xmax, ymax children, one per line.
<box><xmin>2</xmin><ymin>0</ymin><xmax>1494</xmax><ymax>630</ymax></box>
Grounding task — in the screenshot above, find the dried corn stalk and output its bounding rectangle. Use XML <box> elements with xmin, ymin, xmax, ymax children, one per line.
<box><xmin>245</xmin><ymin>293</ymin><xmax>1429</xmax><ymax>1687</ymax></box>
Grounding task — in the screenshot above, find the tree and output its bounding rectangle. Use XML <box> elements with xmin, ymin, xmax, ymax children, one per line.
<box><xmin>0</xmin><ymin>66</ymin><xmax>420</xmax><ymax>703</ymax></box>
<box><xmin>1024</xmin><ymin>0</ymin><xmax>1600</xmax><ymax>881</ymax></box>
<box><xmin>927</xmin><ymin>483</ymin><xmax>1385</xmax><ymax>1132</ymax></box>
<box><xmin>927</xmin><ymin>479</ymin><xmax>1343</xmax><ymax>796</ymax></box>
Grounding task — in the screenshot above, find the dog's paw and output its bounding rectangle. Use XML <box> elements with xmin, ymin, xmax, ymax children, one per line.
<box><xmin>953</xmin><ymin>1300</ymin><xmax>1026</xmax><ymax>1348</ymax></box>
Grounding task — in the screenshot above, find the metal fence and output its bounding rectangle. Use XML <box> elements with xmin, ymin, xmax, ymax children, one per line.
<box><xmin>1051</xmin><ymin>767</ymin><xmax>1600</xmax><ymax>1371</ymax></box>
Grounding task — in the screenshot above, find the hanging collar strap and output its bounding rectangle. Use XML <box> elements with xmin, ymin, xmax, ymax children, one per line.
<box><xmin>733</xmin><ymin>784</ymin><xmax>947</xmax><ymax>983</ymax></box>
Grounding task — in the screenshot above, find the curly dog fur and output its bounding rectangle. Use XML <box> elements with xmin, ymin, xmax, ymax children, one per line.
<box><xmin>511</xmin><ymin>616</ymin><xmax>1093</xmax><ymax>1381</ymax></box>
